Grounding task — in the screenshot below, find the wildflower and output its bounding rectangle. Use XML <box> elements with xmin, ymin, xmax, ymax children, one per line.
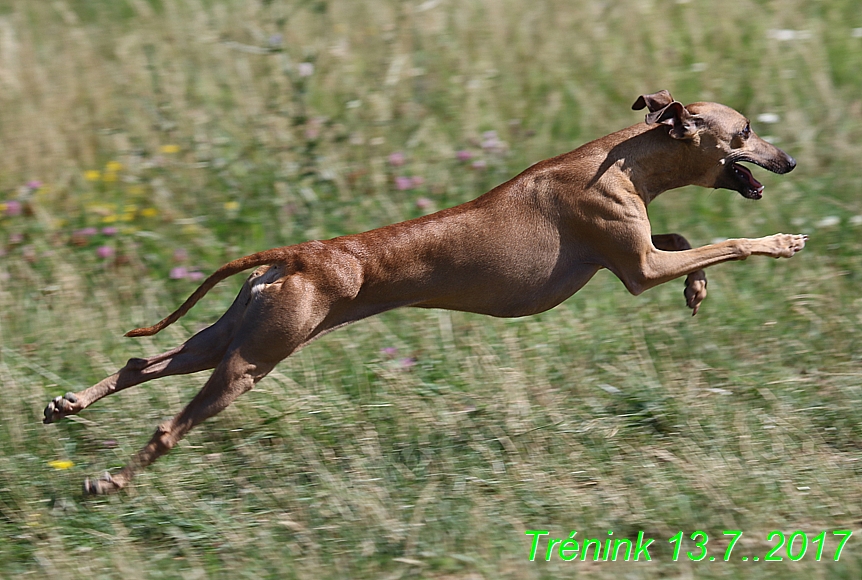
<box><xmin>850</xmin><ymin>215</ymin><xmax>862</xmax><ymax>226</ymax></box>
<box><xmin>381</xmin><ymin>347</ymin><xmax>398</xmax><ymax>357</ymax></box>
<box><xmin>767</xmin><ymin>29</ymin><xmax>811</xmax><ymax>41</ymax></box>
<box><xmin>101</xmin><ymin>226</ymin><xmax>118</xmax><ymax>236</ymax></box>
<box><xmin>388</xmin><ymin>151</ymin><xmax>406</xmax><ymax>166</ymax></box>
<box><xmin>756</xmin><ymin>113</ymin><xmax>780</xmax><ymax>124</ymax></box>
<box><xmin>169</xmin><ymin>266</ymin><xmax>188</xmax><ymax>279</ymax></box>
<box><xmin>102</xmin><ymin>215</ymin><xmax>118</xmax><ymax>224</ymax></box>
<box><xmin>415</xmin><ymin>197</ymin><xmax>432</xmax><ymax>211</ymax></box>
<box><xmin>297</xmin><ymin>62</ymin><xmax>315</xmax><ymax>77</ymax></box>
<box><xmin>21</xmin><ymin>245</ymin><xmax>37</xmax><ymax>263</ymax></box>
<box><xmin>395</xmin><ymin>176</ymin><xmax>413</xmax><ymax>191</ymax></box>
<box><xmin>76</xmin><ymin>227</ymin><xmax>98</xmax><ymax>237</ymax></box>
<box><xmin>27</xmin><ymin>180</ymin><xmax>42</xmax><ymax>190</ymax></box>
<box><xmin>84</xmin><ymin>170</ymin><xmax>101</xmax><ymax>181</ymax></box>
<box><xmin>160</xmin><ymin>144</ymin><xmax>180</xmax><ymax>154</ymax></box>
<box><xmin>456</xmin><ymin>150</ymin><xmax>473</xmax><ymax>162</ymax></box>
<box><xmin>96</xmin><ymin>246</ymin><xmax>114</xmax><ymax>259</ymax></box>
<box><xmin>481</xmin><ymin>131</ymin><xmax>500</xmax><ymax>150</ymax></box>
<box><xmin>141</xmin><ymin>208</ymin><xmax>159</xmax><ymax>218</ymax></box>
<box><xmin>816</xmin><ymin>216</ymin><xmax>840</xmax><ymax>228</ymax></box>
<box><xmin>105</xmin><ymin>161</ymin><xmax>123</xmax><ymax>173</ymax></box>
<box><xmin>224</xmin><ymin>201</ymin><xmax>240</xmax><ymax>211</ymax></box>
<box><xmin>188</xmin><ymin>271</ymin><xmax>205</xmax><ymax>282</ymax></box>
<box><xmin>399</xmin><ymin>357</ymin><xmax>416</xmax><ymax>369</ymax></box>
<box><xmin>48</xmin><ymin>460</ymin><xmax>74</xmax><ymax>470</ymax></box>
<box><xmin>3</xmin><ymin>200</ymin><xmax>22</xmax><ymax>216</ymax></box>
<box><xmin>411</xmin><ymin>176</ymin><xmax>425</xmax><ymax>188</ymax></box>
<box><xmin>471</xmin><ymin>160</ymin><xmax>487</xmax><ymax>170</ymax></box>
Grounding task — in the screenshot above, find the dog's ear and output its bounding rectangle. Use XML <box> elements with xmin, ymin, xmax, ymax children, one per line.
<box><xmin>632</xmin><ymin>90</ymin><xmax>674</xmax><ymax>112</ymax></box>
<box><xmin>643</xmin><ymin>101</ymin><xmax>699</xmax><ymax>140</ymax></box>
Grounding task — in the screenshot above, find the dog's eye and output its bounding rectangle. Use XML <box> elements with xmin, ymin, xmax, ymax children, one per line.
<box><xmin>739</xmin><ymin>123</ymin><xmax>751</xmax><ymax>139</ymax></box>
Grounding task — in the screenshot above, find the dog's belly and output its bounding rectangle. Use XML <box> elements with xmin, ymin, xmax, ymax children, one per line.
<box><xmin>409</xmin><ymin>262</ymin><xmax>602</xmax><ymax>318</ymax></box>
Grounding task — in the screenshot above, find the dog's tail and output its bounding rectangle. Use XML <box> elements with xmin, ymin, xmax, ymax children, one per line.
<box><xmin>125</xmin><ymin>247</ymin><xmax>291</xmax><ymax>337</ymax></box>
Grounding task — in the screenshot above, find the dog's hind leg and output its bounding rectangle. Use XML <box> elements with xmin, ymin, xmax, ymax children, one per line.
<box><xmin>83</xmin><ymin>345</ymin><xmax>282</xmax><ymax>494</ymax></box>
<box><xmin>43</xmin><ymin>270</ymin><xmax>261</xmax><ymax>424</ymax></box>
<box><xmin>83</xmin><ymin>261</ymin><xmax>362</xmax><ymax>494</ymax></box>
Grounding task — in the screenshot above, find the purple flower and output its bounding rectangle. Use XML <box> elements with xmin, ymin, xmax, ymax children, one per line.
<box><xmin>411</xmin><ymin>176</ymin><xmax>425</xmax><ymax>188</ymax></box>
<box><xmin>22</xmin><ymin>245</ymin><xmax>37</xmax><ymax>263</ymax></box>
<box><xmin>188</xmin><ymin>271</ymin><xmax>205</xmax><ymax>282</ymax></box>
<box><xmin>399</xmin><ymin>357</ymin><xmax>416</xmax><ymax>369</ymax></box>
<box><xmin>169</xmin><ymin>266</ymin><xmax>188</xmax><ymax>280</ymax></box>
<box><xmin>96</xmin><ymin>246</ymin><xmax>114</xmax><ymax>259</ymax></box>
<box><xmin>471</xmin><ymin>160</ymin><xmax>487</xmax><ymax>170</ymax></box>
<box><xmin>456</xmin><ymin>150</ymin><xmax>473</xmax><ymax>162</ymax></box>
<box><xmin>297</xmin><ymin>62</ymin><xmax>314</xmax><ymax>77</ymax></box>
<box><xmin>395</xmin><ymin>176</ymin><xmax>413</xmax><ymax>191</ymax></box>
<box><xmin>3</xmin><ymin>200</ymin><xmax>22</xmax><ymax>216</ymax></box>
<box><xmin>76</xmin><ymin>227</ymin><xmax>98</xmax><ymax>237</ymax></box>
<box><xmin>27</xmin><ymin>181</ymin><xmax>42</xmax><ymax>190</ymax></box>
<box><xmin>381</xmin><ymin>347</ymin><xmax>398</xmax><ymax>357</ymax></box>
<box><xmin>388</xmin><ymin>151</ymin><xmax>406</xmax><ymax>166</ymax></box>
<box><xmin>101</xmin><ymin>226</ymin><xmax>118</xmax><ymax>236</ymax></box>
<box><xmin>415</xmin><ymin>197</ymin><xmax>432</xmax><ymax>211</ymax></box>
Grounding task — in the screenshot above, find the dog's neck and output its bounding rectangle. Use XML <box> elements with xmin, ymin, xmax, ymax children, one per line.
<box><xmin>589</xmin><ymin>124</ymin><xmax>708</xmax><ymax>204</ymax></box>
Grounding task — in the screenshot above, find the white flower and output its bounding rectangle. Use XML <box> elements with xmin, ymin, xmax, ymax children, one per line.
<box><xmin>815</xmin><ymin>216</ymin><xmax>840</xmax><ymax>228</ymax></box>
<box><xmin>756</xmin><ymin>113</ymin><xmax>780</xmax><ymax>124</ymax></box>
<box><xmin>297</xmin><ymin>62</ymin><xmax>314</xmax><ymax>77</ymax></box>
<box><xmin>768</xmin><ymin>29</ymin><xmax>812</xmax><ymax>41</ymax></box>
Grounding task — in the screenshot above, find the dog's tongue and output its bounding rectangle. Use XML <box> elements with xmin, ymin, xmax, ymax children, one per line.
<box><xmin>734</xmin><ymin>163</ymin><xmax>763</xmax><ymax>190</ymax></box>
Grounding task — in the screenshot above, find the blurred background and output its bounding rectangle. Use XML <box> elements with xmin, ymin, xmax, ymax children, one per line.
<box><xmin>0</xmin><ymin>0</ymin><xmax>861</xmax><ymax>577</ymax></box>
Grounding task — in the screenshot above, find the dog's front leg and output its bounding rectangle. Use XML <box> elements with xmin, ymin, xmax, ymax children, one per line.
<box><xmin>651</xmin><ymin>234</ymin><xmax>707</xmax><ymax>315</ymax></box>
<box><xmin>610</xmin><ymin>233</ymin><xmax>807</xmax><ymax>297</ymax></box>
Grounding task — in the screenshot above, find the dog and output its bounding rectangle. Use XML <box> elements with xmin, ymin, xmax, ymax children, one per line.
<box><xmin>44</xmin><ymin>90</ymin><xmax>805</xmax><ymax>494</ymax></box>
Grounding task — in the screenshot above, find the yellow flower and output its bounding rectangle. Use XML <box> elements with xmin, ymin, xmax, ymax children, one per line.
<box><xmin>120</xmin><ymin>213</ymin><xmax>135</xmax><ymax>222</ymax></box>
<box><xmin>105</xmin><ymin>160</ymin><xmax>123</xmax><ymax>173</ymax></box>
<box><xmin>102</xmin><ymin>214</ymin><xmax>118</xmax><ymax>224</ymax></box>
<box><xmin>48</xmin><ymin>460</ymin><xmax>74</xmax><ymax>470</ymax></box>
<box><xmin>85</xmin><ymin>170</ymin><xmax>102</xmax><ymax>181</ymax></box>
<box><xmin>160</xmin><ymin>144</ymin><xmax>180</xmax><ymax>154</ymax></box>
<box><xmin>102</xmin><ymin>172</ymin><xmax>118</xmax><ymax>183</ymax></box>
<box><xmin>224</xmin><ymin>201</ymin><xmax>240</xmax><ymax>211</ymax></box>
<box><xmin>141</xmin><ymin>207</ymin><xmax>159</xmax><ymax>218</ymax></box>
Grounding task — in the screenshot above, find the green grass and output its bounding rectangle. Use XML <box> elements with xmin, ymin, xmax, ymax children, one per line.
<box><xmin>1</xmin><ymin>0</ymin><xmax>862</xmax><ymax>577</ymax></box>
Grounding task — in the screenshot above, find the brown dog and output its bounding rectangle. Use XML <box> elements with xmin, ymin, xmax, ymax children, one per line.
<box><xmin>44</xmin><ymin>90</ymin><xmax>805</xmax><ymax>494</ymax></box>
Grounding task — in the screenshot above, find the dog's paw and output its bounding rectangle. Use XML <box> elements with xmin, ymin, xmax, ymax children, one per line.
<box><xmin>83</xmin><ymin>472</ymin><xmax>123</xmax><ymax>496</ymax></box>
<box><xmin>764</xmin><ymin>233</ymin><xmax>807</xmax><ymax>258</ymax></box>
<box><xmin>43</xmin><ymin>392</ymin><xmax>81</xmax><ymax>424</ymax></box>
<box><xmin>684</xmin><ymin>272</ymin><xmax>707</xmax><ymax>316</ymax></box>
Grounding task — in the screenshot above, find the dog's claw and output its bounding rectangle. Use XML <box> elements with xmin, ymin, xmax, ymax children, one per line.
<box><xmin>684</xmin><ymin>273</ymin><xmax>707</xmax><ymax>316</ymax></box>
<box><xmin>43</xmin><ymin>392</ymin><xmax>81</xmax><ymax>424</ymax></box>
<box><xmin>83</xmin><ymin>471</ymin><xmax>121</xmax><ymax>496</ymax></box>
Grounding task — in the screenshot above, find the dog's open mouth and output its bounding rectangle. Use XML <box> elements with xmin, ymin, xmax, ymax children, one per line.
<box><xmin>732</xmin><ymin>161</ymin><xmax>764</xmax><ymax>199</ymax></box>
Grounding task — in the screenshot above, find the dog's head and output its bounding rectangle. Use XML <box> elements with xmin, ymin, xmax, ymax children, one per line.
<box><xmin>633</xmin><ymin>90</ymin><xmax>796</xmax><ymax>199</ymax></box>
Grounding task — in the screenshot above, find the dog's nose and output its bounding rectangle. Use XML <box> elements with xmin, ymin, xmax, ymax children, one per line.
<box><xmin>785</xmin><ymin>155</ymin><xmax>797</xmax><ymax>172</ymax></box>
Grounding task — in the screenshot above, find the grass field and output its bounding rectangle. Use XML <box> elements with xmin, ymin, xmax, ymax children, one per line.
<box><xmin>1</xmin><ymin>0</ymin><xmax>861</xmax><ymax>577</ymax></box>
